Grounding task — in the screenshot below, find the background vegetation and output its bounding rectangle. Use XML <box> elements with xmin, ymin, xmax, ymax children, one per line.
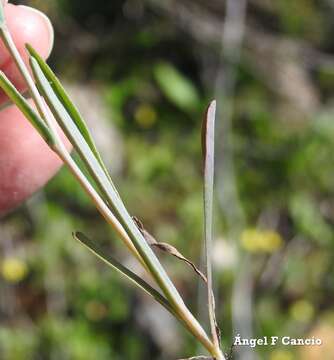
<box><xmin>1</xmin><ymin>0</ymin><xmax>334</xmax><ymax>359</ymax></box>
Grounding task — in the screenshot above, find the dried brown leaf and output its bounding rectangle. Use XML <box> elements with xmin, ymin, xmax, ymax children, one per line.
<box><xmin>133</xmin><ymin>216</ymin><xmax>207</xmax><ymax>283</ymax></box>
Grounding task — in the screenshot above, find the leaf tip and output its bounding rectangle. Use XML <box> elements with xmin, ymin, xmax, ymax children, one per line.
<box><xmin>73</xmin><ymin>231</ymin><xmax>82</xmax><ymax>240</ymax></box>
<box><xmin>25</xmin><ymin>43</ymin><xmax>36</xmax><ymax>55</ymax></box>
<box><xmin>26</xmin><ymin>44</ymin><xmax>40</xmax><ymax>65</ymax></box>
<box><xmin>210</xmin><ymin>99</ymin><xmax>217</xmax><ymax>108</ymax></box>
<box><xmin>201</xmin><ymin>100</ymin><xmax>217</xmax><ymax>160</ymax></box>
<box><xmin>207</xmin><ymin>100</ymin><xmax>217</xmax><ymax>120</ymax></box>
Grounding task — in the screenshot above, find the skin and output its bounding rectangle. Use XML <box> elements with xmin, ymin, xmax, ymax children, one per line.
<box><xmin>0</xmin><ymin>3</ymin><xmax>66</xmax><ymax>216</ymax></box>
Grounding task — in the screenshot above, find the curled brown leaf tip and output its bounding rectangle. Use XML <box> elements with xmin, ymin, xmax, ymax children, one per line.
<box><xmin>133</xmin><ymin>216</ymin><xmax>207</xmax><ymax>283</ymax></box>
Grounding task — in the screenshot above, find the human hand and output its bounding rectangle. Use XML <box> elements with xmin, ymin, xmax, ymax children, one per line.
<box><xmin>0</xmin><ymin>1</ymin><xmax>62</xmax><ymax>216</ymax></box>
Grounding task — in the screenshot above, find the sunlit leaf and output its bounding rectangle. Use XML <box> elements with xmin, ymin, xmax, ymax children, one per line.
<box><xmin>26</xmin><ymin>44</ymin><xmax>112</xmax><ymax>184</ymax></box>
<box><xmin>154</xmin><ymin>62</ymin><xmax>200</xmax><ymax>113</ymax></box>
<box><xmin>29</xmin><ymin>56</ymin><xmax>122</xmax><ymax>201</ymax></box>
<box><xmin>289</xmin><ymin>193</ymin><xmax>332</xmax><ymax>246</ymax></box>
<box><xmin>30</xmin><ymin>56</ymin><xmax>189</xmax><ymax>316</ymax></box>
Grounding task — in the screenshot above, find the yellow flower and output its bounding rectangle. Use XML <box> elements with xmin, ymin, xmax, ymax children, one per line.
<box><xmin>270</xmin><ymin>349</ymin><xmax>294</xmax><ymax>360</ymax></box>
<box><xmin>135</xmin><ymin>104</ymin><xmax>157</xmax><ymax>128</ymax></box>
<box><xmin>300</xmin><ymin>323</ymin><xmax>334</xmax><ymax>359</ymax></box>
<box><xmin>1</xmin><ymin>257</ymin><xmax>28</xmax><ymax>283</ymax></box>
<box><xmin>241</xmin><ymin>228</ymin><xmax>283</xmax><ymax>253</ymax></box>
<box><xmin>290</xmin><ymin>300</ymin><xmax>314</xmax><ymax>323</ymax></box>
<box><xmin>85</xmin><ymin>300</ymin><xmax>108</xmax><ymax>321</ymax></box>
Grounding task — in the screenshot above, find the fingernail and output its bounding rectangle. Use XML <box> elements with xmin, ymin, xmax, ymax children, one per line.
<box><xmin>19</xmin><ymin>5</ymin><xmax>54</xmax><ymax>58</ymax></box>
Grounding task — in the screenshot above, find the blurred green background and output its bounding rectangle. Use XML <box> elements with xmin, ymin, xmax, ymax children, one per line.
<box><xmin>1</xmin><ymin>0</ymin><xmax>334</xmax><ymax>359</ymax></box>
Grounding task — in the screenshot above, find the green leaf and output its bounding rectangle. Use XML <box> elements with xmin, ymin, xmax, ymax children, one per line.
<box><xmin>0</xmin><ymin>71</ymin><xmax>55</xmax><ymax>146</ymax></box>
<box><xmin>30</xmin><ymin>56</ymin><xmax>212</xmax><ymax>351</ymax></box>
<box><xmin>29</xmin><ymin>55</ymin><xmax>186</xmax><ymax>310</ymax></box>
<box><xmin>289</xmin><ymin>192</ymin><xmax>332</xmax><ymax>246</ymax></box>
<box><xmin>202</xmin><ymin>101</ymin><xmax>220</xmax><ymax>344</ymax></box>
<box><xmin>73</xmin><ymin>232</ymin><xmax>175</xmax><ymax>315</ymax></box>
<box><xmin>29</xmin><ymin>56</ymin><xmax>121</xmax><ymax>199</ymax></box>
<box><xmin>154</xmin><ymin>62</ymin><xmax>200</xmax><ymax>113</ymax></box>
<box><xmin>26</xmin><ymin>44</ymin><xmax>112</xmax><ymax>184</ymax></box>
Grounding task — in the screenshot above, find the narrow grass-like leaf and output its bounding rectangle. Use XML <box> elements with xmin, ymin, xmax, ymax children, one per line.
<box><xmin>30</xmin><ymin>56</ymin><xmax>214</xmax><ymax>353</ymax></box>
<box><xmin>29</xmin><ymin>57</ymin><xmax>122</xmax><ymax>204</ymax></box>
<box><xmin>73</xmin><ymin>232</ymin><xmax>175</xmax><ymax>315</ymax></box>
<box><xmin>202</xmin><ymin>101</ymin><xmax>220</xmax><ymax>346</ymax></box>
<box><xmin>0</xmin><ymin>71</ymin><xmax>55</xmax><ymax>146</ymax></box>
<box><xmin>26</xmin><ymin>44</ymin><xmax>113</xmax><ymax>185</ymax></box>
<box><xmin>154</xmin><ymin>62</ymin><xmax>200</xmax><ymax>113</ymax></box>
<box><xmin>30</xmin><ymin>56</ymin><xmax>184</xmax><ymax>305</ymax></box>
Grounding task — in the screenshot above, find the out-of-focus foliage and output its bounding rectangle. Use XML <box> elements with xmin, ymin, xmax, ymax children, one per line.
<box><xmin>1</xmin><ymin>0</ymin><xmax>334</xmax><ymax>359</ymax></box>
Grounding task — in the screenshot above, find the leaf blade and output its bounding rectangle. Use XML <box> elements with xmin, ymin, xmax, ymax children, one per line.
<box><xmin>29</xmin><ymin>56</ymin><xmax>122</xmax><ymax>200</ymax></box>
<box><xmin>30</xmin><ymin>56</ymin><xmax>185</xmax><ymax>307</ymax></box>
<box><xmin>154</xmin><ymin>62</ymin><xmax>200</xmax><ymax>113</ymax></box>
<box><xmin>202</xmin><ymin>100</ymin><xmax>220</xmax><ymax>346</ymax></box>
<box><xmin>74</xmin><ymin>232</ymin><xmax>175</xmax><ymax>314</ymax></box>
<box><xmin>29</xmin><ymin>55</ymin><xmax>213</xmax><ymax>352</ymax></box>
<box><xmin>26</xmin><ymin>44</ymin><xmax>112</xmax><ymax>183</ymax></box>
<box><xmin>0</xmin><ymin>71</ymin><xmax>55</xmax><ymax>146</ymax></box>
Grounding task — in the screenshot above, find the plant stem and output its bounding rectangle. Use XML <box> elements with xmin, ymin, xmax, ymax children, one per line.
<box><xmin>213</xmin><ymin>349</ymin><xmax>226</xmax><ymax>360</ymax></box>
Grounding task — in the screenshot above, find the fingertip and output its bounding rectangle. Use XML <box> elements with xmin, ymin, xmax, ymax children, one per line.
<box><xmin>0</xmin><ymin>100</ymin><xmax>71</xmax><ymax>216</ymax></box>
<box><xmin>4</xmin><ymin>4</ymin><xmax>54</xmax><ymax>59</ymax></box>
<box><xmin>0</xmin><ymin>3</ymin><xmax>54</xmax><ymax>104</ymax></box>
<box><xmin>18</xmin><ymin>5</ymin><xmax>54</xmax><ymax>58</ymax></box>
